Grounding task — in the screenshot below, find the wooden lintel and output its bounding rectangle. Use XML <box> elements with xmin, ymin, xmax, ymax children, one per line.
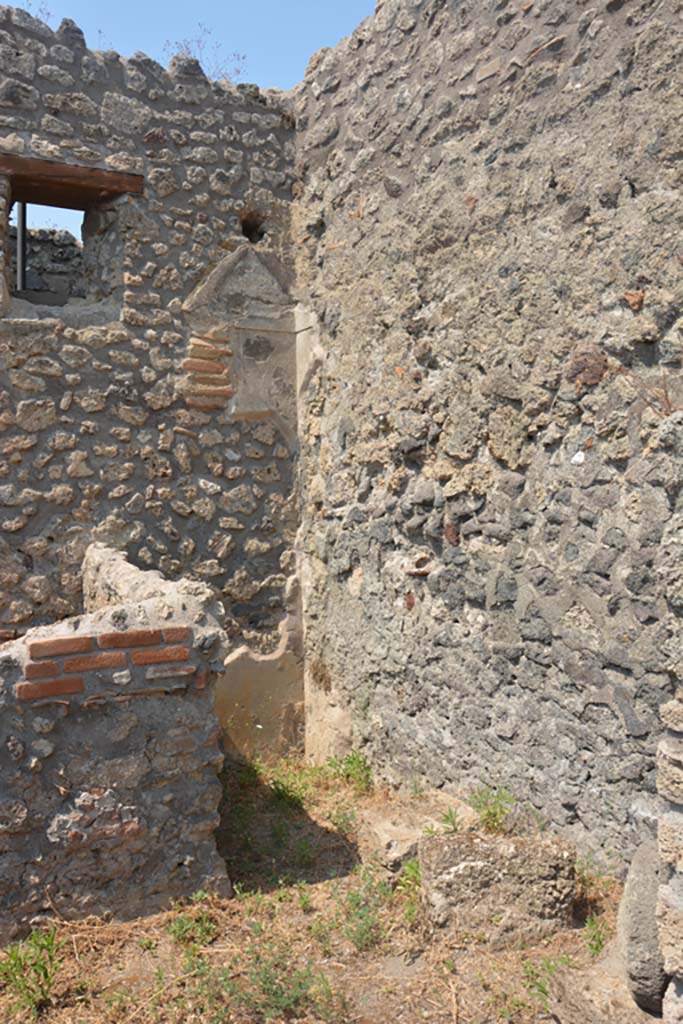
<box><xmin>0</xmin><ymin>154</ymin><xmax>144</xmax><ymax>211</ymax></box>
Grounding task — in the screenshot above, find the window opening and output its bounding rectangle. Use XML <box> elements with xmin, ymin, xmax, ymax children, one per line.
<box><xmin>10</xmin><ymin>201</ymin><xmax>85</xmax><ymax>306</ymax></box>
<box><xmin>0</xmin><ymin>155</ymin><xmax>144</xmax><ymax>312</ymax></box>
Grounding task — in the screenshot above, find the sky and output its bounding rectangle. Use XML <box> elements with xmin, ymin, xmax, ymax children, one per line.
<box><xmin>14</xmin><ymin>0</ymin><xmax>375</xmax><ymax>234</ymax></box>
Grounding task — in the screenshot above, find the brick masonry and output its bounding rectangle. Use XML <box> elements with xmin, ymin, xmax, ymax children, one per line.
<box><xmin>18</xmin><ymin>627</ymin><xmax>196</xmax><ymax>701</ymax></box>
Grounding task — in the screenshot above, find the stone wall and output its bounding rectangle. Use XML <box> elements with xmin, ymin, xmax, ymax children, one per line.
<box><xmin>293</xmin><ymin>0</ymin><xmax>683</xmax><ymax>859</ymax></box>
<box><xmin>3</xmin><ymin>0</ymin><xmax>683</xmax><ymax>867</ymax></box>
<box><xmin>0</xmin><ymin>5</ymin><xmax>299</xmax><ymax>663</ymax></box>
<box><xmin>0</xmin><ymin>544</ymin><xmax>230</xmax><ymax>939</ymax></box>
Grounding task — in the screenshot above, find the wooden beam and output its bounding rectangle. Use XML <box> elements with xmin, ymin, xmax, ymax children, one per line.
<box><xmin>0</xmin><ymin>154</ymin><xmax>144</xmax><ymax>211</ymax></box>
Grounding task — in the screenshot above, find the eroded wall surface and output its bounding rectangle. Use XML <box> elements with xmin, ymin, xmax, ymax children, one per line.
<box><xmin>0</xmin><ymin>7</ymin><xmax>298</xmax><ymax>659</ymax></box>
<box><xmin>294</xmin><ymin>0</ymin><xmax>683</xmax><ymax>857</ymax></box>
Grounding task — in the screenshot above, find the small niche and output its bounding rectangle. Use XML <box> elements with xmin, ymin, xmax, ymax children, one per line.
<box><xmin>240</xmin><ymin>209</ymin><xmax>267</xmax><ymax>244</ymax></box>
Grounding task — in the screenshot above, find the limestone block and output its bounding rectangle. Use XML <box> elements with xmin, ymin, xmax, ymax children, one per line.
<box><xmin>658</xmin><ymin>736</ymin><xmax>683</xmax><ymax>803</ymax></box>
<box><xmin>660</xmin><ymin>811</ymin><xmax>683</xmax><ymax>873</ymax></box>
<box><xmin>662</xmin><ymin>700</ymin><xmax>683</xmax><ymax>733</ymax></box>
<box><xmin>657</xmin><ymin>883</ymin><xmax>683</xmax><ymax>976</ymax></box>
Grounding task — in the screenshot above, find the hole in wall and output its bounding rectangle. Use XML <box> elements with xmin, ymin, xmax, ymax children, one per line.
<box><xmin>240</xmin><ymin>209</ymin><xmax>267</xmax><ymax>243</ymax></box>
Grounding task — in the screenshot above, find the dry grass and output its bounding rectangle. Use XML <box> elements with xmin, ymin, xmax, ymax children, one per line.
<box><xmin>0</xmin><ymin>757</ymin><xmax>621</xmax><ymax>1024</ymax></box>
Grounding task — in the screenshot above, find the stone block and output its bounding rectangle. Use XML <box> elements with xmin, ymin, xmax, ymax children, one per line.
<box><xmin>658</xmin><ymin>737</ymin><xmax>683</xmax><ymax>803</ymax></box>
<box><xmin>617</xmin><ymin>840</ymin><xmax>668</xmax><ymax>1014</ymax></box>
<box><xmin>657</xmin><ymin>883</ymin><xmax>683</xmax><ymax>976</ymax></box>
<box><xmin>662</xmin><ymin>699</ymin><xmax>683</xmax><ymax>733</ymax></box>
<box><xmin>659</xmin><ymin>811</ymin><xmax>683</xmax><ymax>872</ymax></box>
<box><xmin>418</xmin><ymin>832</ymin><xmax>575</xmax><ymax>946</ymax></box>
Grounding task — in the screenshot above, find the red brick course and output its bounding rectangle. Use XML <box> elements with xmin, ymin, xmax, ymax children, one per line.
<box><xmin>63</xmin><ymin>651</ymin><xmax>127</xmax><ymax>673</ymax></box>
<box><xmin>145</xmin><ymin>664</ymin><xmax>196</xmax><ymax>680</ymax></box>
<box><xmin>25</xmin><ymin>660</ymin><xmax>60</xmax><ymax>680</ymax></box>
<box><xmin>131</xmin><ymin>645</ymin><xmax>190</xmax><ymax>666</ymax></box>
<box><xmin>191</xmin><ymin>332</ymin><xmax>231</xmax><ymax>347</ymax></box>
<box><xmin>182</xmin><ymin>358</ymin><xmax>227</xmax><ymax>375</ymax></box>
<box><xmin>16</xmin><ymin>626</ymin><xmax>196</xmax><ymax>701</ymax></box>
<box><xmin>17</xmin><ymin>677</ymin><xmax>84</xmax><ymax>700</ymax></box>
<box><xmin>162</xmin><ymin>626</ymin><xmax>190</xmax><ymax>642</ymax></box>
<box><xmin>185</xmin><ymin>397</ymin><xmax>227</xmax><ymax>410</ymax></box>
<box><xmin>189</xmin><ymin>342</ymin><xmax>226</xmax><ymax>360</ymax></box>
<box><xmin>188</xmin><ymin>385</ymin><xmax>234</xmax><ymax>398</ymax></box>
<box><xmin>30</xmin><ymin>636</ymin><xmax>94</xmax><ymax>659</ymax></box>
<box><xmin>97</xmin><ymin>629</ymin><xmax>162</xmax><ymax>648</ymax></box>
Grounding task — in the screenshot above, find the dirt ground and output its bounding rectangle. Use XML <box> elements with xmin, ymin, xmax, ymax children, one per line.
<box><xmin>0</xmin><ymin>756</ymin><xmax>620</xmax><ymax>1024</ymax></box>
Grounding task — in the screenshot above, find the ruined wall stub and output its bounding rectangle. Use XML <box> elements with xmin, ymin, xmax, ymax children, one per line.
<box><xmin>294</xmin><ymin>0</ymin><xmax>683</xmax><ymax>859</ymax></box>
<box><xmin>0</xmin><ymin>544</ymin><xmax>231</xmax><ymax>940</ymax></box>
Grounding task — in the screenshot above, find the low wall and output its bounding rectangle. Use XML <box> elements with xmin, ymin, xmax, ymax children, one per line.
<box><xmin>0</xmin><ymin>544</ymin><xmax>230</xmax><ymax>940</ymax></box>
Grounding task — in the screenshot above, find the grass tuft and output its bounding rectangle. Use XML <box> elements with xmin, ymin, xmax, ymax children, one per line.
<box><xmin>0</xmin><ymin>927</ymin><xmax>64</xmax><ymax>1017</ymax></box>
<box><xmin>469</xmin><ymin>785</ymin><xmax>516</xmax><ymax>834</ymax></box>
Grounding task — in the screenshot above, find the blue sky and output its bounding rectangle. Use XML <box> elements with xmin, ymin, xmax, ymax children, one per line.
<box><xmin>16</xmin><ymin>0</ymin><xmax>375</xmax><ymax>233</ymax></box>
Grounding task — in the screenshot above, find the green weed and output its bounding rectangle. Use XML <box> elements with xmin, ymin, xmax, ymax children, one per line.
<box><xmin>294</xmin><ymin>837</ymin><xmax>317</xmax><ymax>868</ymax></box>
<box><xmin>441</xmin><ymin>807</ymin><xmax>461</xmax><ymax>834</ymax></box>
<box><xmin>408</xmin><ymin>777</ymin><xmax>425</xmax><ymax>798</ymax></box>
<box><xmin>167</xmin><ymin>906</ymin><xmax>217</xmax><ymax>948</ymax></box>
<box><xmin>271</xmin><ymin>777</ymin><xmax>306</xmax><ymax>809</ymax></box>
<box><xmin>237</xmin><ymin>943</ymin><xmax>343</xmax><ymax>1022</ymax></box>
<box><xmin>469</xmin><ymin>785</ymin><xmax>516</xmax><ymax>834</ymax></box>
<box><xmin>585</xmin><ymin>914</ymin><xmax>610</xmax><ymax>957</ymax></box>
<box><xmin>270</xmin><ymin>817</ymin><xmax>290</xmax><ymax>848</ymax></box>
<box><xmin>257</xmin><ymin>758</ymin><xmax>316</xmax><ymax>809</ymax></box>
<box><xmin>497</xmin><ymin>994</ymin><xmax>531</xmax><ymax>1020</ymax></box>
<box><xmin>396</xmin><ymin>857</ymin><xmax>421</xmax><ymax>926</ymax></box>
<box><xmin>342</xmin><ymin>866</ymin><xmax>390</xmax><ymax>951</ymax></box>
<box><xmin>310</xmin><ymin>916</ymin><xmax>335</xmax><ymax>956</ymax></box>
<box><xmin>523</xmin><ymin>955</ymin><xmax>571</xmax><ymax>1009</ymax></box>
<box><xmin>327</xmin><ymin>751</ymin><xmax>373</xmax><ymax>795</ymax></box>
<box><xmin>330</xmin><ymin>803</ymin><xmax>356</xmax><ymax>835</ymax></box>
<box><xmin>296</xmin><ymin>885</ymin><xmax>314</xmax><ymax>914</ymax></box>
<box><xmin>0</xmin><ymin>926</ymin><xmax>64</xmax><ymax>1017</ymax></box>
<box><xmin>104</xmin><ymin>991</ymin><xmax>128</xmax><ymax>1018</ymax></box>
<box><xmin>574</xmin><ymin>855</ymin><xmax>612</xmax><ymax>917</ymax></box>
